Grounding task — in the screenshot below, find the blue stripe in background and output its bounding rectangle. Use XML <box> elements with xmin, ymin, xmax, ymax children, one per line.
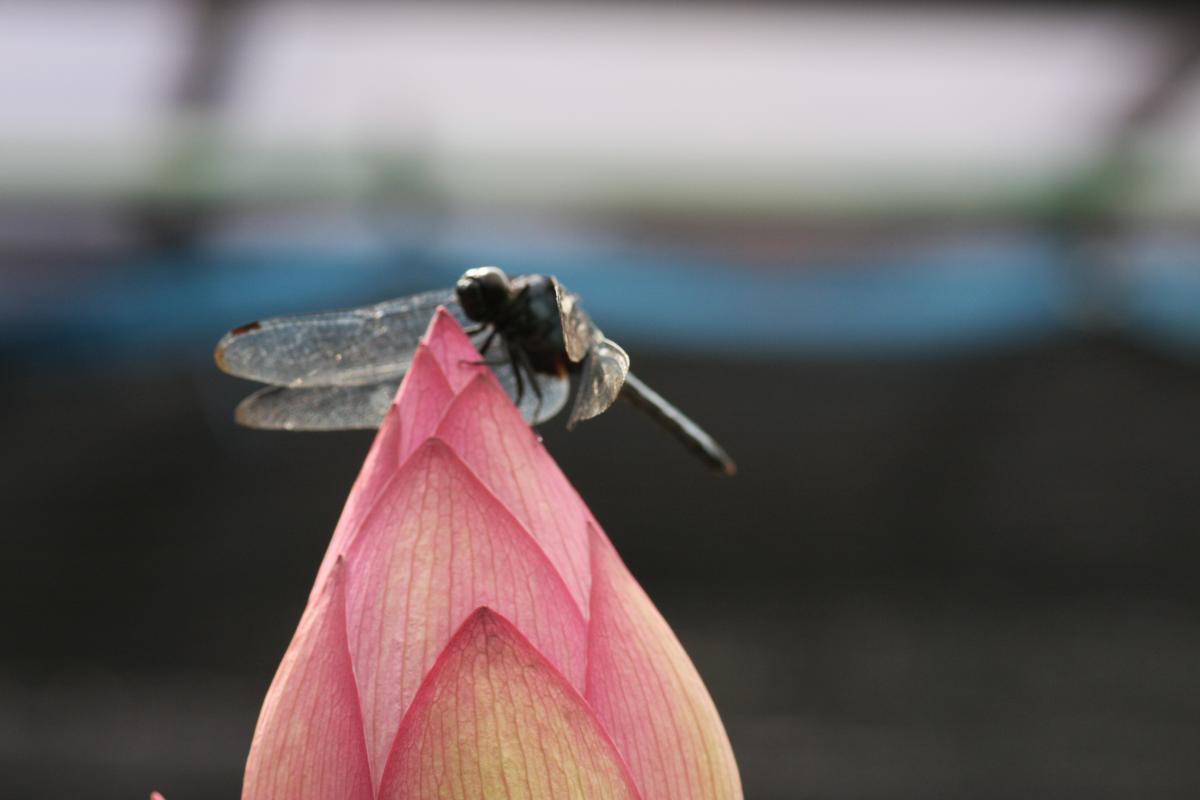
<box><xmin>1123</xmin><ymin>237</ymin><xmax>1200</xmax><ymax>355</ymax></box>
<box><xmin>438</xmin><ymin>233</ymin><xmax>1073</xmax><ymax>357</ymax></box>
<box><xmin>3</xmin><ymin>231</ymin><xmax>1198</xmax><ymax>369</ymax></box>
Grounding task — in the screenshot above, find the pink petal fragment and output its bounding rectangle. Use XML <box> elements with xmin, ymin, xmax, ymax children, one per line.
<box><xmin>150</xmin><ymin>793</ymin><xmax>166</xmax><ymax>800</ymax></box>
<box><xmin>437</xmin><ymin>374</ymin><xmax>593</xmax><ymax>613</ymax></box>
<box><xmin>310</xmin><ymin>344</ymin><xmax>454</xmax><ymax>606</ymax></box>
<box><xmin>243</xmin><ymin>561</ymin><xmax>372</xmax><ymax>800</ymax></box>
<box><xmin>378</xmin><ymin>608</ymin><xmax>641</xmax><ymax>800</ymax></box>
<box><xmin>422</xmin><ymin>306</ymin><xmax>493</xmax><ymax>393</ymax></box>
<box><xmin>390</xmin><ymin>344</ymin><xmax>456</xmax><ymax>467</ymax></box>
<box><xmin>585</xmin><ymin>525</ymin><xmax>743</xmax><ymax>800</ymax></box>
<box><xmin>344</xmin><ymin>439</ymin><xmax>588</xmax><ymax>787</ymax></box>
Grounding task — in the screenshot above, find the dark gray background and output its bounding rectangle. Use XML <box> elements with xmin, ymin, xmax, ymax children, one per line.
<box><xmin>4</xmin><ymin>331</ymin><xmax>1199</xmax><ymax>799</ymax></box>
<box><xmin>4</xmin><ymin>2</ymin><xmax>1200</xmax><ymax>797</ymax></box>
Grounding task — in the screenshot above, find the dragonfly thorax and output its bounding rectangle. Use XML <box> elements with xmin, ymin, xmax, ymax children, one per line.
<box><xmin>456</xmin><ymin>269</ymin><xmax>567</xmax><ymax>375</ymax></box>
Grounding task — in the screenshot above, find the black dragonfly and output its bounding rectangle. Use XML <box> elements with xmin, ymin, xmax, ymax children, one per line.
<box><xmin>214</xmin><ymin>267</ymin><xmax>735</xmax><ymax>475</ymax></box>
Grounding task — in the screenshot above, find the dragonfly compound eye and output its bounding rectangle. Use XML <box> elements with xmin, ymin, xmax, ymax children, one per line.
<box><xmin>456</xmin><ymin>266</ymin><xmax>511</xmax><ymax>321</ymax></box>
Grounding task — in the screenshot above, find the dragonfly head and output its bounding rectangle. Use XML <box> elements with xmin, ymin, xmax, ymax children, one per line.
<box><xmin>456</xmin><ymin>266</ymin><xmax>512</xmax><ymax>322</ymax></box>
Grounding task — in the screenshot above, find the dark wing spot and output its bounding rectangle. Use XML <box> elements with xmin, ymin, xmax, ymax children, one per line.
<box><xmin>230</xmin><ymin>320</ymin><xmax>262</xmax><ymax>336</ymax></box>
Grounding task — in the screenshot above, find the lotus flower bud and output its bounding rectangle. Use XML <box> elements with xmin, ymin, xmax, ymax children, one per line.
<box><xmin>242</xmin><ymin>309</ymin><xmax>742</xmax><ymax>799</ymax></box>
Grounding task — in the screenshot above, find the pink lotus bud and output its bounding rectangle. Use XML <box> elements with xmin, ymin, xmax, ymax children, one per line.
<box><xmin>242</xmin><ymin>309</ymin><xmax>742</xmax><ymax>799</ymax></box>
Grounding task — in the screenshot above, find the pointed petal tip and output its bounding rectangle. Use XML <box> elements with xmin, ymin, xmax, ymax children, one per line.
<box><xmin>390</xmin><ymin>347</ymin><xmax>456</xmax><ymax>465</ymax></box>
<box><xmin>421</xmin><ymin>306</ymin><xmax>488</xmax><ymax>393</ymax></box>
<box><xmin>429</xmin><ymin>305</ymin><xmax>458</xmax><ymax>325</ymax></box>
<box><xmin>447</xmin><ymin>371</ymin><xmax>526</xmax><ymax>423</ymax></box>
<box><xmin>464</xmin><ymin>602</ymin><xmax>497</xmax><ymax>624</ymax></box>
<box><xmin>452</xmin><ymin>370</ymin><xmax>519</xmax><ymax>417</ymax></box>
<box><xmin>456</xmin><ymin>605</ymin><xmax>538</xmax><ymax>643</ymax></box>
<box><xmin>453</xmin><ymin>605</ymin><xmax>512</xmax><ymax>647</ymax></box>
<box><xmin>406</xmin><ymin>433</ymin><xmax>456</xmax><ymax>462</ymax></box>
<box><xmin>424</xmin><ymin>304</ymin><xmax>470</xmax><ymax>344</ymax></box>
<box><xmin>404</xmin><ymin>341</ymin><xmax>446</xmax><ymax>380</ymax></box>
<box><xmin>150</xmin><ymin>793</ymin><xmax>166</xmax><ymax>800</ymax></box>
<box><xmin>378</xmin><ymin>606</ymin><xmax>641</xmax><ymax>800</ymax></box>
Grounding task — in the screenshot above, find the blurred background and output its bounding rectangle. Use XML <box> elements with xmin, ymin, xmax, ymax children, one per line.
<box><xmin>3</xmin><ymin>2</ymin><xmax>1200</xmax><ymax>798</ymax></box>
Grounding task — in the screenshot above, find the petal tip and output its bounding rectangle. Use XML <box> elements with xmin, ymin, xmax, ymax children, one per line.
<box><xmin>403</xmin><ymin>342</ymin><xmax>445</xmax><ymax>381</ymax></box>
<box><xmin>457</xmin><ymin>605</ymin><xmax>515</xmax><ymax>641</ymax></box>
<box><xmin>379</xmin><ymin>605</ymin><xmax>641</xmax><ymax>800</ymax></box>
<box><xmin>429</xmin><ymin>305</ymin><xmax>458</xmax><ymax>326</ymax></box>
<box><xmin>406</xmin><ymin>434</ymin><xmax>460</xmax><ymax>467</ymax></box>
<box><xmin>439</xmin><ymin>370</ymin><xmax>524</xmax><ymax>427</ymax></box>
<box><xmin>421</xmin><ymin>307</ymin><xmax>490</xmax><ymax>391</ymax></box>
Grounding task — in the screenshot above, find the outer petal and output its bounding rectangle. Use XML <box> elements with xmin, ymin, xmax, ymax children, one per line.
<box><xmin>437</xmin><ymin>374</ymin><xmax>593</xmax><ymax>612</ymax></box>
<box><xmin>310</xmin><ymin>344</ymin><xmax>454</xmax><ymax>606</ymax></box>
<box><xmin>422</xmin><ymin>307</ymin><xmax>493</xmax><ymax>393</ymax></box>
<box><xmin>378</xmin><ymin>608</ymin><xmax>641</xmax><ymax>800</ymax></box>
<box><xmin>586</xmin><ymin>525</ymin><xmax>743</xmax><ymax>799</ymax></box>
<box><xmin>390</xmin><ymin>344</ymin><xmax>457</xmax><ymax>466</ymax></box>
<box><xmin>344</xmin><ymin>439</ymin><xmax>588</xmax><ymax>786</ymax></box>
<box><xmin>243</xmin><ymin>560</ymin><xmax>372</xmax><ymax>800</ymax></box>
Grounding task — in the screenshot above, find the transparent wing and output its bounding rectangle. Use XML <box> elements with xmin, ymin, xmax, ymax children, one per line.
<box><xmin>232</xmin><ymin>342</ymin><xmax>568</xmax><ymax>430</ymax></box>
<box><xmin>234</xmin><ymin>379</ymin><xmax>401</xmax><ymax>431</ymax></box>
<box><xmin>554</xmin><ymin>280</ymin><xmax>599</xmax><ymax>363</ymax></box>
<box><xmin>566</xmin><ymin>337</ymin><xmax>630</xmax><ymax>429</ymax></box>
<box><xmin>215</xmin><ymin>288</ymin><xmax>462</xmax><ymax>388</ymax></box>
<box><xmin>490</xmin><ymin>361</ymin><xmax>571</xmax><ymax>425</ymax></box>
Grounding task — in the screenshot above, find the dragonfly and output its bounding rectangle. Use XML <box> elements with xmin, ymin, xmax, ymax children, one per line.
<box><xmin>214</xmin><ymin>267</ymin><xmax>736</xmax><ymax>475</ymax></box>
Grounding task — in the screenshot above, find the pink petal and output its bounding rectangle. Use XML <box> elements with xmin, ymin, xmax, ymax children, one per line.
<box><xmin>390</xmin><ymin>344</ymin><xmax>457</xmax><ymax>466</ymax></box>
<box><xmin>344</xmin><ymin>439</ymin><xmax>588</xmax><ymax>787</ymax></box>
<box><xmin>378</xmin><ymin>608</ymin><xmax>641</xmax><ymax>800</ymax></box>
<box><xmin>243</xmin><ymin>560</ymin><xmax>373</xmax><ymax>800</ymax></box>
<box><xmin>436</xmin><ymin>374</ymin><xmax>593</xmax><ymax>613</ymax></box>
<box><xmin>585</xmin><ymin>525</ymin><xmax>743</xmax><ymax>799</ymax></box>
<box><xmin>150</xmin><ymin>793</ymin><xmax>166</xmax><ymax>800</ymax></box>
<box><xmin>310</xmin><ymin>344</ymin><xmax>455</xmax><ymax>607</ymax></box>
<box><xmin>422</xmin><ymin>307</ymin><xmax>493</xmax><ymax>393</ymax></box>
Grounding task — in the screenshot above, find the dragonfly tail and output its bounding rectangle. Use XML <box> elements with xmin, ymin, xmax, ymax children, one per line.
<box><xmin>618</xmin><ymin>372</ymin><xmax>737</xmax><ymax>476</ymax></box>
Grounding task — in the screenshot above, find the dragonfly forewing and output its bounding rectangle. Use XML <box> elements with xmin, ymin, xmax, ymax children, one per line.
<box><xmin>215</xmin><ymin>288</ymin><xmax>459</xmax><ymax>387</ymax></box>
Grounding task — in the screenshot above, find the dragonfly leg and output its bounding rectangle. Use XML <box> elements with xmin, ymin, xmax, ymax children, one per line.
<box><xmin>477</xmin><ymin>328</ymin><xmax>498</xmax><ymax>356</ymax></box>
<box><xmin>506</xmin><ymin>341</ymin><xmax>525</xmax><ymax>405</ymax></box>
<box><xmin>460</xmin><ymin>356</ymin><xmax>509</xmax><ymax>367</ymax></box>
<box><xmin>513</xmin><ymin>345</ymin><xmax>544</xmax><ymax>421</ymax></box>
<box><xmin>527</xmin><ymin>372</ymin><xmax>544</xmax><ymax>422</ymax></box>
<box><xmin>464</xmin><ymin>323</ymin><xmax>489</xmax><ymax>336</ymax></box>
